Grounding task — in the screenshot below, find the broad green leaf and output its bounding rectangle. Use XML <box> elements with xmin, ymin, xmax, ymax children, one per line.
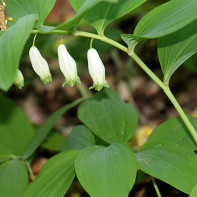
<box><xmin>0</xmin><ymin>95</ymin><xmax>35</xmax><ymax>156</ymax></box>
<box><xmin>158</xmin><ymin>21</ymin><xmax>197</xmax><ymax>84</ymax></box>
<box><xmin>55</xmin><ymin>0</ymin><xmax>117</xmax><ymax>31</ymax></box>
<box><xmin>62</xmin><ymin>125</ymin><xmax>95</xmax><ymax>151</ymax></box>
<box><xmin>190</xmin><ymin>183</ymin><xmax>197</xmax><ymax>197</ymax></box>
<box><xmin>75</xmin><ymin>143</ymin><xmax>137</xmax><ymax>197</ymax></box>
<box><xmin>41</xmin><ymin>132</ymin><xmax>65</xmax><ymax>152</ymax></box>
<box><xmin>70</xmin><ymin>0</ymin><xmax>146</xmax><ymax>35</ymax></box>
<box><xmin>0</xmin><ymin>144</ymin><xmax>14</xmax><ymax>163</ymax></box>
<box><xmin>23</xmin><ymin>98</ymin><xmax>86</xmax><ymax>159</ymax></box>
<box><xmin>0</xmin><ymin>159</ymin><xmax>28</xmax><ymax>197</ymax></box>
<box><xmin>78</xmin><ymin>98</ymin><xmax>138</xmax><ymax>143</ymax></box>
<box><xmin>0</xmin><ymin>14</ymin><xmax>37</xmax><ymax>91</ymax></box>
<box><xmin>142</xmin><ymin>116</ymin><xmax>197</xmax><ymax>151</ymax></box>
<box><xmin>136</xmin><ymin>144</ymin><xmax>197</xmax><ymax>194</ymax></box>
<box><xmin>6</xmin><ymin>0</ymin><xmax>56</xmax><ymax>24</ymax></box>
<box><xmin>22</xmin><ymin>150</ymin><xmax>78</xmax><ymax>197</ymax></box>
<box><xmin>134</xmin><ymin>0</ymin><xmax>197</xmax><ymax>38</ymax></box>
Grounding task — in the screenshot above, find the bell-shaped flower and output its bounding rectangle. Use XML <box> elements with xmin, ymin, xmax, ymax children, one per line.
<box><xmin>14</xmin><ymin>69</ymin><xmax>24</xmax><ymax>89</ymax></box>
<box><xmin>58</xmin><ymin>44</ymin><xmax>81</xmax><ymax>87</ymax></box>
<box><xmin>87</xmin><ymin>48</ymin><xmax>109</xmax><ymax>91</ymax></box>
<box><xmin>29</xmin><ymin>46</ymin><xmax>52</xmax><ymax>84</ymax></box>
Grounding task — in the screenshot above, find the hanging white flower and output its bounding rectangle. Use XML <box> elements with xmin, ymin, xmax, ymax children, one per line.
<box><xmin>14</xmin><ymin>69</ymin><xmax>24</xmax><ymax>89</ymax></box>
<box><xmin>58</xmin><ymin>44</ymin><xmax>81</xmax><ymax>87</ymax></box>
<box><xmin>29</xmin><ymin>46</ymin><xmax>52</xmax><ymax>84</ymax></box>
<box><xmin>87</xmin><ymin>48</ymin><xmax>109</xmax><ymax>91</ymax></box>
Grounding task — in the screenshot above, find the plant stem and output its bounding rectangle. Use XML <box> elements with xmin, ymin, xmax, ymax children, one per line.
<box><xmin>130</xmin><ymin>53</ymin><xmax>197</xmax><ymax>144</ymax></box>
<box><xmin>31</xmin><ymin>29</ymin><xmax>197</xmax><ymax>144</ymax></box>
<box><xmin>24</xmin><ymin>160</ymin><xmax>35</xmax><ymax>181</ymax></box>
<box><xmin>76</xmin><ymin>83</ymin><xmax>91</xmax><ymax>98</ymax></box>
<box><xmin>152</xmin><ymin>177</ymin><xmax>162</xmax><ymax>197</ymax></box>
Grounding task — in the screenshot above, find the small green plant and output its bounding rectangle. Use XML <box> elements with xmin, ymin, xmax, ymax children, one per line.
<box><xmin>0</xmin><ymin>0</ymin><xmax>197</xmax><ymax>196</ymax></box>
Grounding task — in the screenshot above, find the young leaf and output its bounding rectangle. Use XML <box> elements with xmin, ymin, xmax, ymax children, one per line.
<box><xmin>22</xmin><ymin>150</ymin><xmax>78</xmax><ymax>197</ymax></box>
<box><xmin>142</xmin><ymin>116</ymin><xmax>197</xmax><ymax>151</ymax></box>
<box><xmin>78</xmin><ymin>98</ymin><xmax>138</xmax><ymax>144</ymax></box>
<box><xmin>136</xmin><ymin>144</ymin><xmax>197</xmax><ymax>194</ymax></box>
<box><xmin>0</xmin><ymin>14</ymin><xmax>37</xmax><ymax>91</ymax></box>
<box><xmin>23</xmin><ymin>98</ymin><xmax>86</xmax><ymax>159</ymax></box>
<box><xmin>75</xmin><ymin>143</ymin><xmax>137</xmax><ymax>197</ymax></box>
<box><xmin>6</xmin><ymin>0</ymin><xmax>56</xmax><ymax>24</ymax></box>
<box><xmin>62</xmin><ymin>125</ymin><xmax>95</xmax><ymax>151</ymax></box>
<box><xmin>158</xmin><ymin>21</ymin><xmax>197</xmax><ymax>84</ymax></box>
<box><xmin>70</xmin><ymin>0</ymin><xmax>146</xmax><ymax>35</ymax></box>
<box><xmin>0</xmin><ymin>159</ymin><xmax>28</xmax><ymax>197</ymax></box>
<box><xmin>55</xmin><ymin>0</ymin><xmax>117</xmax><ymax>31</ymax></box>
<box><xmin>121</xmin><ymin>34</ymin><xmax>142</xmax><ymax>53</ymax></box>
<box><xmin>0</xmin><ymin>95</ymin><xmax>35</xmax><ymax>156</ymax></box>
<box><xmin>134</xmin><ymin>0</ymin><xmax>197</xmax><ymax>38</ymax></box>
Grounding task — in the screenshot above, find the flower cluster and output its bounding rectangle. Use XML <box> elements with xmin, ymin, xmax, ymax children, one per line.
<box><xmin>15</xmin><ymin>44</ymin><xmax>109</xmax><ymax>91</ymax></box>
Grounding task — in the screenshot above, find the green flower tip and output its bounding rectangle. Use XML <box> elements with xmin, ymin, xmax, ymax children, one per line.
<box><xmin>14</xmin><ymin>81</ymin><xmax>24</xmax><ymax>89</ymax></box>
<box><xmin>89</xmin><ymin>81</ymin><xmax>109</xmax><ymax>91</ymax></box>
<box><xmin>41</xmin><ymin>75</ymin><xmax>52</xmax><ymax>84</ymax></box>
<box><xmin>62</xmin><ymin>77</ymin><xmax>81</xmax><ymax>87</ymax></box>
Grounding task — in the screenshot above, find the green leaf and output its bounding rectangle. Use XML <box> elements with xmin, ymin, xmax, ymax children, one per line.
<box><xmin>0</xmin><ymin>14</ymin><xmax>37</xmax><ymax>91</ymax></box>
<box><xmin>41</xmin><ymin>132</ymin><xmax>65</xmax><ymax>152</ymax></box>
<box><xmin>23</xmin><ymin>98</ymin><xmax>86</xmax><ymax>159</ymax></box>
<box><xmin>22</xmin><ymin>150</ymin><xmax>78</xmax><ymax>197</ymax></box>
<box><xmin>0</xmin><ymin>144</ymin><xmax>14</xmax><ymax>163</ymax></box>
<box><xmin>136</xmin><ymin>144</ymin><xmax>197</xmax><ymax>194</ymax></box>
<box><xmin>158</xmin><ymin>21</ymin><xmax>197</xmax><ymax>84</ymax></box>
<box><xmin>62</xmin><ymin>125</ymin><xmax>95</xmax><ymax>151</ymax></box>
<box><xmin>190</xmin><ymin>183</ymin><xmax>197</xmax><ymax>197</ymax></box>
<box><xmin>55</xmin><ymin>0</ymin><xmax>117</xmax><ymax>31</ymax></box>
<box><xmin>75</xmin><ymin>143</ymin><xmax>137</xmax><ymax>197</ymax></box>
<box><xmin>0</xmin><ymin>95</ymin><xmax>35</xmax><ymax>156</ymax></box>
<box><xmin>134</xmin><ymin>0</ymin><xmax>197</xmax><ymax>38</ymax></box>
<box><xmin>142</xmin><ymin>116</ymin><xmax>197</xmax><ymax>151</ymax></box>
<box><xmin>78</xmin><ymin>98</ymin><xmax>138</xmax><ymax>144</ymax></box>
<box><xmin>0</xmin><ymin>159</ymin><xmax>28</xmax><ymax>197</ymax></box>
<box><xmin>70</xmin><ymin>0</ymin><xmax>146</xmax><ymax>35</ymax></box>
<box><xmin>6</xmin><ymin>0</ymin><xmax>56</xmax><ymax>24</ymax></box>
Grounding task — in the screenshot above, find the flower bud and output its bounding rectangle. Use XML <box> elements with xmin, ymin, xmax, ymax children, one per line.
<box><xmin>58</xmin><ymin>44</ymin><xmax>81</xmax><ymax>87</ymax></box>
<box><xmin>29</xmin><ymin>46</ymin><xmax>52</xmax><ymax>84</ymax></box>
<box><xmin>87</xmin><ymin>48</ymin><xmax>109</xmax><ymax>91</ymax></box>
<box><xmin>14</xmin><ymin>69</ymin><xmax>24</xmax><ymax>89</ymax></box>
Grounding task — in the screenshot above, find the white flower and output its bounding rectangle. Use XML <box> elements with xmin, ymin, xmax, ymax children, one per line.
<box><xmin>29</xmin><ymin>46</ymin><xmax>52</xmax><ymax>84</ymax></box>
<box><xmin>14</xmin><ymin>69</ymin><xmax>24</xmax><ymax>89</ymax></box>
<box><xmin>58</xmin><ymin>44</ymin><xmax>80</xmax><ymax>87</ymax></box>
<box><xmin>87</xmin><ymin>48</ymin><xmax>109</xmax><ymax>91</ymax></box>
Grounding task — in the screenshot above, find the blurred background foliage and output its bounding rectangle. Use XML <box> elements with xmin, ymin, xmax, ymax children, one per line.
<box><xmin>3</xmin><ymin>0</ymin><xmax>197</xmax><ymax>196</ymax></box>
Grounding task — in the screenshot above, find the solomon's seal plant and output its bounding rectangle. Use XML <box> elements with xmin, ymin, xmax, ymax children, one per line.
<box><xmin>0</xmin><ymin>0</ymin><xmax>197</xmax><ymax>197</ymax></box>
